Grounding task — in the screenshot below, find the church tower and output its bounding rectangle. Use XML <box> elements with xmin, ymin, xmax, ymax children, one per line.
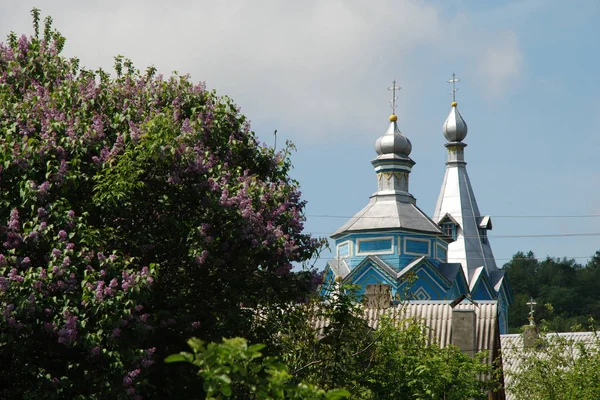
<box><xmin>322</xmin><ymin>82</ymin><xmax>469</xmax><ymax>303</ymax></box>
<box><xmin>321</xmin><ymin>78</ymin><xmax>511</xmax><ymax>332</ymax></box>
<box><xmin>433</xmin><ymin>75</ymin><xmax>512</xmax><ymax>331</ymax></box>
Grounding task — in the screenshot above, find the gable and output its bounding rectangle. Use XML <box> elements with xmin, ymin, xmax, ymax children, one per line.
<box><xmin>470</xmin><ymin>271</ymin><xmax>495</xmax><ymax>300</ymax></box>
<box><xmin>343</xmin><ymin>257</ymin><xmax>398</xmax><ymax>293</ymax></box>
<box><xmin>399</xmin><ymin>262</ymin><xmax>452</xmax><ymax>300</ymax></box>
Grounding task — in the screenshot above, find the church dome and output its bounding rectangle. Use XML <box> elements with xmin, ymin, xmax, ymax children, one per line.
<box><xmin>375</xmin><ymin>115</ymin><xmax>412</xmax><ymax>156</ymax></box>
<box><xmin>442</xmin><ymin>102</ymin><xmax>468</xmax><ymax>142</ymax></box>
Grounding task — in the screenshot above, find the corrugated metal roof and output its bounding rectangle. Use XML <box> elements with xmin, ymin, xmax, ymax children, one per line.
<box><xmin>500</xmin><ymin>331</ymin><xmax>600</xmax><ymax>400</ymax></box>
<box><xmin>314</xmin><ymin>300</ymin><xmax>498</xmax><ymax>356</ymax></box>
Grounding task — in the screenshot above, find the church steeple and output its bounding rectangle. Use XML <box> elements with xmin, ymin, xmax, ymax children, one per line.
<box><xmin>433</xmin><ymin>76</ymin><xmax>498</xmax><ymax>284</ymax></box>
<box><xmin>333</xmin><ymin>81</ymin><xmax>443</xmax><ymax>236</ymax></box>
<box><xmin>371</xmin><ymin>101</ymin><xmax>415</xmax><ymax>204</ymax></box>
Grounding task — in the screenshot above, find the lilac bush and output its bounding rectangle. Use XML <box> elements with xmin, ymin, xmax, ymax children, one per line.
<box><xmin>0</xmin><ymin>10</ymin><xmax>322</xmax><ymax>398</ymax></box>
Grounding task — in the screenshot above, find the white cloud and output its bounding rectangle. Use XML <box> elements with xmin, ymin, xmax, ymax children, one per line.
<box><xmin>0</xmin><ymin>0</ymin><xmax>524</xmax><ymax>139</ymax></box>
<box><xmin>477</xmin><ymin>32</ymin><xmax>524</xmax><ymax>97</ymax></box>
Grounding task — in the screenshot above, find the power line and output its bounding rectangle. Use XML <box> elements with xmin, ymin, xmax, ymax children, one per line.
<box><xmin>300</xmin><ymin>232</ymin><xmax>600</xmax><ymax>239</ymax></box>
<box><xmin>306</xmin><ymin>255</ymin><xmax>594</xmax><ymax>262</ymax></box>
<box><xmin>306</xmin><ymin>214</ymin><xmax>600</xmax><ymax>220</ymax></box>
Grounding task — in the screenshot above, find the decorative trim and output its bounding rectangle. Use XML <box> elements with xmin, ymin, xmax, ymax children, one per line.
<box><xmin>404</xmin><ymin>238</ymin><xmax>430</xmax><ymax>256</ymax></box>
<box><xmin>336</xmin><ymin>240</ymin><xmax>352</xmax><ymax>258</ymax></box>
<box><xmin>397</xmin><ymin>237</ymin><xmax>402</xmax><ymax>255</ymax></box>
<box><xmin>356</xmin><ymin>236</ymin><xmax>394</xmax><ymax>256</ymax></box>
<box><xmin>413</xmin><ymin>287</ymin><xmax>432</xmax><ymax>300</ymax></box>
<box><xmin>436</xmin><ymin>243</ymin><xmax>447</xmax><ymax>262</ymax></box>
<box><xmin>353</xmin><ymin>266</ymin><xmax>396</xmax><ymax>288</ymax></box>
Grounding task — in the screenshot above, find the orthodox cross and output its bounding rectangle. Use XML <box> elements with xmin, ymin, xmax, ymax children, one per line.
<box><xmin>388</xmin><ymin>80</ymin><xmax>401</xmax><ymax>114</ymax></box>
<box><xmin>526</xmin><ymin>297</ymin><xmax>537</xmax><ymax>326</ymax></box>
<box><xmin>447</xmin><ymin>72</ymin><xmax>460</xmax><ymax>102</ymax></box>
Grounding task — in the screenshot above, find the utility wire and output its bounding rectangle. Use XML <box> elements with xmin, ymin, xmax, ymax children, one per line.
<box><xmin>300</xmin><ymin>232</ymin><xmax>600</xmax><ymax>239</ymax></box>
<box><xmin>307</xmin><ymin>255</ymin><xmax>595</xmax><ymax>261</ymax></box>
<box><xmin>306</xmin><ymin>214</ymin><xmax>600</xmax><ymax>219</ymax></box>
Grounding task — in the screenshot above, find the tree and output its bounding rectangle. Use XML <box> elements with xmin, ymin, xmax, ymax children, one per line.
<box><xmin>256</xmin><ymin>284</ymin><xmax>499</xmax><ymax>399</ymax></box>
<box><xmin>0</xmin><ymin>10</ymin><xmax>322</xmax><ymax>398</ymax></box>
<box><xmin>165</xmin><ymin>337</ymin><xmax>350</xmax><ymax>400</ymax></box>
<box><xmin>506</xmin><ymin>329</ymin><xmax>600</xmax><ymax>400</ymax></box>
<box><xmin>503</xmin><ymin>250</ymin><xmax>600</xmax><ymax>332</ymax></box>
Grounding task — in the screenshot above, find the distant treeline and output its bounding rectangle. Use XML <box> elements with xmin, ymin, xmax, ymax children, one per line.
<box><xmin>503</xmin><ymin>250</ymin><xmax>600</xmax><ymax>333</ymax></box>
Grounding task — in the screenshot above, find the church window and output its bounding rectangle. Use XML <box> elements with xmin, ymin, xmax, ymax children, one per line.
<box><xmin>441</xmin><ymin>222</ymin><xmax>457</xmax><ymax>240</ymax></box>
<box><xmin>357</xmin><ymin>237</ymin><xmax>394</xmax><ymax>255</ymax></box>
<box><xmin>337</xmin><ymin>241</ymin><xmax>351</xmax><ymax>258</ymax></box>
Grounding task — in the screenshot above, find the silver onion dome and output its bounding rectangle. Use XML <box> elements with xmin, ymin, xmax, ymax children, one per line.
<box><xmin>442</xmin><ymin>102</ymin><xmax>468</xmax><ymax>142</ymax></box>
<box><xmin>375</xmin><ymin>115</ymin><xmax>412</xmax><ymax>156</ymax></box>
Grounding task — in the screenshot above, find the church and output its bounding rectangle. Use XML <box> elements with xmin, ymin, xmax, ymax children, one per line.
<box><xmin>321</xmin><ymin>79</ymin><xmax>513</xmax><ymax>333</ymax></box>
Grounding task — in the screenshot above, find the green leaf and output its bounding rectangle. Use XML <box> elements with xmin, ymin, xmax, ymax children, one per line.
<box><xmin>164</xmin><ymin>353</ymin><xmax>192</xmax><ymax>363</ymax></box>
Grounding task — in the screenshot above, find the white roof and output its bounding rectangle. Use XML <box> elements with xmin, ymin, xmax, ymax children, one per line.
<box><xmin>433</xmin><ymin>146</ymin><xmax>498</xmax><ymax>284</ymax></box>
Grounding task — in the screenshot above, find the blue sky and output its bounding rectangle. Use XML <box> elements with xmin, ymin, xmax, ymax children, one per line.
<box><xmin>2</xmin><ymin>0</ymin><xmax>599</xmax><ymax>268</ymax></box>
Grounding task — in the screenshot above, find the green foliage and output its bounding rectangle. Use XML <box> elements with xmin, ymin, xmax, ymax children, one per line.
<box><xmin>504</xmin><ymin>250</ymin><xmax>600</xmax><ymax>332</ymax></box>
<box><xmin>367</xmin><ymin>317</ymin><xmax>498</xmax><ymax>399</ymax></box>
<box><xmin>506</xmin><ymin>330</ymin><xmax>600</xmax><ymax>399</ymax></box>
<box><xmin>255</xmin><ymin>284</ymin><xmax>499</xmax><ymax>399</ymax></box>
<box><xmin>165</xmin><ymin>337</ymin><xmax>350</xmax><ymax>400</ymax></box>
<box><xmin>0</xmin><ymin>10</ymin><xmax>323</xmax><ymax>398</ymax></box>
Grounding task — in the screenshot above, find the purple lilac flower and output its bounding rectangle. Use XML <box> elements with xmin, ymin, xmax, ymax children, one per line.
<box><xmin>57</xmin><ymin>315</ymin><xmax>78</xmax><ymax>344</ymax></box>
<box><xmin>0</xmin><ymin>277</ymin><xmax>8</xmax><ymax>292</ymax></box>
<box><xmin>38</xmin><ymin>181</ymin><xmax>50</xmax><ymax>194</ymax></box>
<box><xmin>8</xmin><ymin>209</ymin><xmax>19</xmax><ymax>231</ymax></box>
<box><xmin>8</xmin><ymin>269</ymin><xmax>24</xmax><ymax>282</ymax></box>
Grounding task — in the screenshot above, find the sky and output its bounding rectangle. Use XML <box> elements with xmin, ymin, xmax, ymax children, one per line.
<box><xmin>1</xmin><ymin>0</ymin><xmax>599</xmax><ymax>269</ymax></box>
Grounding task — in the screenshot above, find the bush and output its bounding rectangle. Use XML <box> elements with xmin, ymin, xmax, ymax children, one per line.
<box><xmin>0</xmin><ymin>9</ymin><xmax>321</xmax><ymax>398</ymax></box>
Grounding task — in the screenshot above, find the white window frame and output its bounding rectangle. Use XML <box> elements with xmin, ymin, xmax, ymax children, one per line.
<box><xmin>336</xmin><ymin>240</ymin><xmax>352</xmax><ymax>258</ymax></box>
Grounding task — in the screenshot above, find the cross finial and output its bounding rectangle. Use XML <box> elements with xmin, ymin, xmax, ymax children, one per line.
<box><xmin>526</xmin><ymin>297</ymin><xmax>537</xmax><ymax>326</ymax></box>
<box><xmin>447</xmin><ymin>72</ymin><xmax>460</xmax><ymax>102</ymax></box>
<box><xmin>388</xmin><ymin>80</ymin><xmax>401</xmax><ymax>115</ymax></box>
